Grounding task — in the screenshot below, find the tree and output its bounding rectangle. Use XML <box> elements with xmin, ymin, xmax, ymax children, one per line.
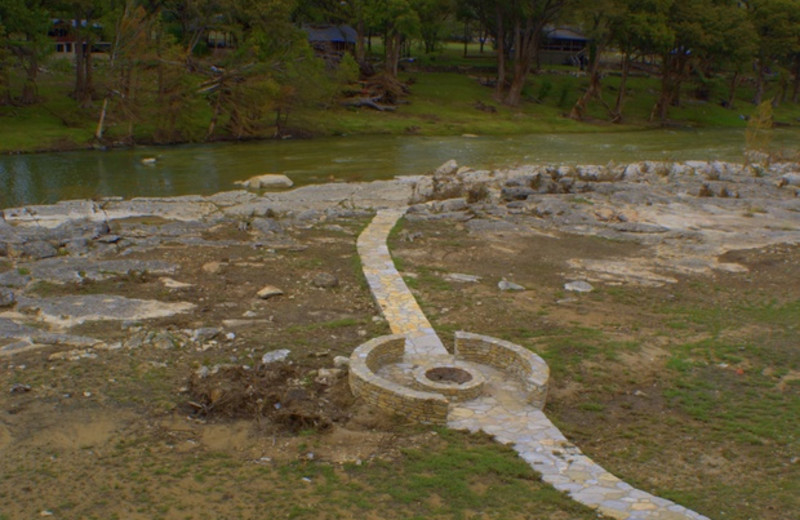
<box><xmin>366</xmin><ymin>0</ymin><xmax>420</xmax><ymax>78</ymax></box>
<box><xmin>413</xmin><ymin>0</ymin><xmax>453</xmax><ymax>54</ymax></box>
<box><xmin>453</xmin><ymin>0</ymin><xmax>514</xmax><ymax>99</ymax></box>
<box><xmin>609</xmin><ymin>0</ymin><xmax>672</xmax><ymax>121</ymax></box>
<box><xmin>50</xmin><ymin>0</ymin><xmax>108</xmax><ymax>106</ymax></box>
<box><xmin>203</xmin><ymin>0</ymin><xmax>344</xmax><ymax>139</ymax></box>
<box><xmin>161</xmin><ymin>0</ymin><xmax>224</xmax><ymax>69</ymax></box>
<box><xmin>0</xmin><ymin>22</ymin><xmax>7</xmax><ymax>105</ymax></box>
<box><xmin>695</xmin><ymin>2</ymin><xmax>755</xmax><ymax>110</ymax></box>
<box><xmin>0</xmin><ymin>0</ymin><xmax>52</xmax><ymax>105</ymax></box>
<box><xmin>95</xmin><ymin>0</ymin><xmax>159</xmax><ymax>142</ymax></box>
<box><xmin>746</xmin><ymin>0</ymin><xmax>800</xmax><ymax>105</ymax></box>
<box><xmin>503</xmin><ymin>0</ymin><xmax>567</xmax><ymax>107</ymax></box>
<box><xmin>567</xmin><ymin>0</ymin><xmax>622</xmax><ymax>120</ymax></box>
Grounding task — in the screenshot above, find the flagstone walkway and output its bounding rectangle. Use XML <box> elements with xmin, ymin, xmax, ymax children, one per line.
<box><xmin>357</xmin><ymin>208</ymin><xmax>450</xmax><ymax>364</ymax></box>
<box><xmin>355</xmin><ymin>207</ymin><xmax>711</xmax><ymax>520</ymax></box>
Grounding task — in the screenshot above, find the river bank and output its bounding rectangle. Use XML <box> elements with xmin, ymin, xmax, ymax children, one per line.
<box><xmin>1</xmin><ymin>159</ymin><xmax>798</xmax><ymax>518</ymax></box>
<box><xmin>4</xmin><ymin>66</ymin><xmax>800</xmax><ymax>157</ymax></box>
<box><xmin>4</xmin><ymin>127</ymin><xmax>800</xmax><ymax>210</ymax></box>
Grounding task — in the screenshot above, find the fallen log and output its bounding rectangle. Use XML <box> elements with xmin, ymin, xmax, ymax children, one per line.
<box><xmin>342</xmin><ymin>97</ymin><xmax>397</xmax><ymax>112</ymax></box>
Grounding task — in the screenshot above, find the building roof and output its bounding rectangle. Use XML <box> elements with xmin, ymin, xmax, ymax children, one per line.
<box><xmin>303</xmin><ymin>25</ymin><xmax>358</xmax><ymax>44</ymax></box>
<box><xmin>51</xmin><ymin>18</ymin><xmax>102</xmax><ymax>29</ymax></box>
<box><xmin>545</xmin><ymin>27</ymin><xmax>589</xmax><ymax>41</ymax></box>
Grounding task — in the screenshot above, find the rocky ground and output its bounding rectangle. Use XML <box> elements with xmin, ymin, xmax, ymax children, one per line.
<box><xmin>0</xmin><ymin>159</ymin><xmax>798</xmax><ymax>519</ymax></box>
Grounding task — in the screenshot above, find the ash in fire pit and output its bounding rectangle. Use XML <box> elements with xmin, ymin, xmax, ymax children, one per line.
<box><xmin>426</xmin><ymin>366</ymin><xmax>473</xmax><ymax>384</ymax></box>
<box><xmin>412</xmin><ymin>362</ymin><xmax>486</xmax><ymax>401</ymax></box>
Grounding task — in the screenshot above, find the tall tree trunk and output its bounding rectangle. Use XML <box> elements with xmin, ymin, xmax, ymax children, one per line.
<box><xmin>156</xmin><ymin>28</ymin><xmax>164</xmax><ymax>98</ymax></box>
<box><xmin>569</xmin><ymin>43</ymin><xmax>601</xmax><ymax>120</ymax></box>
<box><xmin>74</xmin><ymin>38</ymin><xmax>86</xmax><ymax>100</ymax></box>
<box><xmin>494</xmin><ymin>5</ymin><xmax>505</xmax><ymax>100</ymax></box>
<box><xmin>206</xmin><ymin>88</ymin><xmax>224</xmax><ymax>140</ymax></box>
<box><xmin>0</xmin><ymin>67</ymin><xmax>10</xmax><ymax>105</ymax></box>
<box><xmin>383</xmin><ymin>26</ymin><xmax>393</xmax><ymax>75</ymax></box>
<box><xmin>72</xmin><ymin>7</ymin><xmax>94</xmax><ymax>107</ymax></box>
<box><xmin>20</xmin><ymin>49</ymin><xmax>38</xmax><ymax>105</ymax></box>
<box><xmin>650</xmin><ymin>56</ymin><xmax>673</xmax><ymax>122</ymax></box>
<box><xmin>86</xmin><ymin>45</ymin><xmax>93</xmax><ymax>100</ymax></box>
<box><xmin>355</xmin><ymin>19</ymin><xmax>366</xmax><ymax>64</ymax></box>
<box><xmin>726</xmin><ymin>71</ymin><xmax>740</xmax><ymax>109</ymax></box>
<box><xmin>95</xmin><ymin>97</ymin><xmax>110</xmax><ymax>141</ymax></box>
<box><xmin>392</xmin><ymin>34</ymin><xmax>401</xmax><ymax>77</ymax></box>
<box><xmin>753</xmin><ymin>58</ymin><xmax>766</xmax><ymax>105</ymax></box>
<box><xmin>776</xmin><ymin>70</ymin><xmax>789</xmax><ymax>105</ymax></box>
<box><xmin>384</xmin><ymin>31</ymin><xmax>401</xmax><ymax>78</ymax></box>
<box><xmin>612</xmin><ymin>51</ymin><xmax>630</xmax><ymax>122</ymax></box>
<box><xmin>463</xmin><ymin>21</ymin><xmax>468</xmax><ymax>57</ymax></box>
<box><xmin>671</xmin><ymin>54</ymin><xmax>689</xmax><ymax>108</ymax></box>
<box><xmin>791</xmin><ymin>55</ymin><xmax>800</xmax><ymax>103</ymax></box>
<box><xmin>504</xmin><ymin>20</ymin><xmax>537</xmax><ymax>107</ymax></box>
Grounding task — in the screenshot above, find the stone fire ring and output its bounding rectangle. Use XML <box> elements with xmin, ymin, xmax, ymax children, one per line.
<box><xmin>412</xmin><ymin>361</ymin><xmax>485</xmax><ymax>402</ymax></box>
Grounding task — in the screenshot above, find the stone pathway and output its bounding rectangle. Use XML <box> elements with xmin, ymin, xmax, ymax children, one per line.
<box><xmin>357</xmin><ymin>208</ymin><xmax>449</xmax><ymax>363</ymax></box>
<box><xmin>356</xmin><ymin>207</ymin><xmax>712</xmax><ymax>520</ymax></box>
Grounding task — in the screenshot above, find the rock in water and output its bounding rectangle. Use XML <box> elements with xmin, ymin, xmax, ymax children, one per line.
<box><xmin>434</xmin><ymin>160</ymin><xmax>458</xmax><ymax>177</ymax></box>
<box><xmin>236</xmin><ymin>174</ymin><xmax>294</xmax><ymax>190</ymax></box>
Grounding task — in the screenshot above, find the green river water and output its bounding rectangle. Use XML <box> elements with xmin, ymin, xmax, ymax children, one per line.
<box><xmin>1</xmin><ymin>128</ymin><xmax>798</xmax><ymax>209</ymax></box>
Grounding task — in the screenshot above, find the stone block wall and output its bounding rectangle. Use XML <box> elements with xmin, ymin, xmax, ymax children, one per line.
<box><xmin>454</xmin><ymin>331</ymin><xmax>549</xmax><ymax>408</ymax></box>
<box><xmin>349</xmin><ymin>334</ymin><xmax>449</xmax><ymax>425</ymax></box>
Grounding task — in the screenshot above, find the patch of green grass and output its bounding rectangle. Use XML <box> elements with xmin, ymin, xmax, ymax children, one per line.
<box><xmin>286</xmin><ymin>317</ymin><xmax>365</xmax><ymax>333</ymax></box>
<box><xmin>570</xmin><ymin>196</ymin><xmax>594</xmax><ymax>205</ymax></box>
<box><xmin>536</xmin><ymin>326</ymin><xmax>604</xmax><ymax>374</ymax></box>
<box><xmin>663</xmin><ymin>331</ymin><xmax>798</xmax><ymax>449</ymax></box>
<box><xmin>413</xmin><ymin>266</ymin><xmax>452</xmax><ymax>292</ymax></box>
<box><xmin>659</xmin><ymin>297</ymin><xmax>800</xmax><ymax>337</ymax></box>
<box><xmin>343</xmin><ymin>428</ymin><xmax>600</xmax><ymax>518</ymax></box>
<box><xmin>578</xmin><ymin>402</ymin><xmax>606</xmax><ymax>412</ymax></box>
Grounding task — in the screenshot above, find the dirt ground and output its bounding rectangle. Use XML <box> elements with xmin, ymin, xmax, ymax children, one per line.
<box><xmin>389</xmin><ymin>218</ymin><xmax>799</xmax><ymax>520</ymax></box>
<box><xmin>0</xmin><ymin>210</ymin><xmax>798</xmax><ymax>519</ymax></box>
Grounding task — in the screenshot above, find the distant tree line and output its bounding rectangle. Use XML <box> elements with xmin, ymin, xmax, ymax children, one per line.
<box><xmin>0</xmin><ymin>0</ymin><xmax>799</xmax><ymax>142</ymax></box>
<box><xmin>456</xmin><ymin>0</ymin><xmax>800</xmax><ymax>119</ymax></box>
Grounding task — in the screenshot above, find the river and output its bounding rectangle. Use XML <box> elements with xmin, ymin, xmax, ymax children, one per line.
<box><xmin>1</xmin><ymin>128</ymin><xmax>798</xmax><ymax>209</ymax></box>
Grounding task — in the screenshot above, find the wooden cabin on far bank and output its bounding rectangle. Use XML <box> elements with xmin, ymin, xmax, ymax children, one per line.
<box><xmin>303</xmin><ymin>25</ymin><xmax>358</xmax><ymax>62</ymax></box>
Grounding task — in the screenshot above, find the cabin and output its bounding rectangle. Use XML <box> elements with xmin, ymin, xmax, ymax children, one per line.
<box><xmin>540</xmin><ymin>27</ymin><xmax>589</xmax><ymax>66</ymax></box>
<box><xmin>303</xmin><ymin>25</ymin><xmax>358</xmax><ymax>58</ymax></box>
<box><xmin>49</xmin><ymin>19</ymin><xmax>108</xmax><ymax>54</ymax></box>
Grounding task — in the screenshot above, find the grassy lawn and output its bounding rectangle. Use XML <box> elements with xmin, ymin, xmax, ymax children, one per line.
<box><xmin>3</xmin><ymin>43</ymin><xmax>798</xmax><ymax>154</ymax></box>
<box><xmin>388</xmin><ymin>218</ymin><xmax>799</xmax><ymax>520</ymax></box>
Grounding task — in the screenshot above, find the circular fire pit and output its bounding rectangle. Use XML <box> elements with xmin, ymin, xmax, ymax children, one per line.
<box><xmin>412</xmin><ymin>362</ymin><xmax>485</xmax><ymax>401</ymax></box>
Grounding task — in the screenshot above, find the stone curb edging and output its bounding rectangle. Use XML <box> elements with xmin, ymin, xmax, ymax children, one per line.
<box><xmin>348</xmin><ymin>331</ymin><xmax>550</xmax><ymax>424</ymax></box>
<box><xmin>454</xmin><ymin>331</ymin><xmax>549</xmax><ymax>409</ymax></box>
<box><xmin>348</xmin><ymin>334</ymin><xmax>449</xmax><ymax>425</ymax></box>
